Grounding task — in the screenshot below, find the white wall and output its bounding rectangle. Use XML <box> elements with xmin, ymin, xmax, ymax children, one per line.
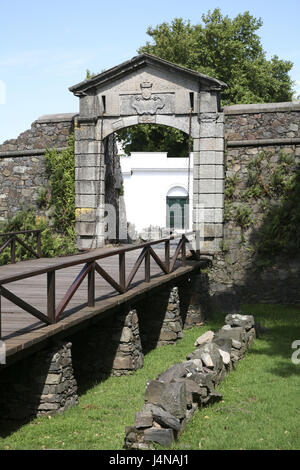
<box><xmin>121</xmin><ymin>152</ymin><xmax>193</xmax><ymax>234</ymax></box>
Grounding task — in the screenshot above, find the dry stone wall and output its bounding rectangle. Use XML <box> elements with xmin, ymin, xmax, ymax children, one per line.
<box><xmin>124</xmin><ymin>313</ymin><xmax>256</xmax><ymax>449</ymax></box>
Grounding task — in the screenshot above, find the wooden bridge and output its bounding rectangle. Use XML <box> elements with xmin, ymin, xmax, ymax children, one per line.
<box><xmin>0</xmin><ymin>232</ymin><xmax>205</xmax><ymax>367</ymax></box>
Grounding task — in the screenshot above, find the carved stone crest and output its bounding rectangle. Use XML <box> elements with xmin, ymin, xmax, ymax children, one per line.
<box><xmin>131</xmin><ymin>82</ymin><xmax>165</xmax><ymax>115</ymax></box>
<box><xmin>140</xmin><ymin>81</ymin><xmax>153</xmax><ymax>100</ymax></box>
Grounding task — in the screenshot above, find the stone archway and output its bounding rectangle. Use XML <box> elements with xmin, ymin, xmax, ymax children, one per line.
<box><xmin>69</xmin><ymin>53</ymin><xmax>226</xmax><ymax>251</ymax></box>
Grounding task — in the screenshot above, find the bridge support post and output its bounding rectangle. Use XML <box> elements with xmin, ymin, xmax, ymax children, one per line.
<box><xmin>179</xmin><ymin>273</ymin><xmax>211</xmax><ymax>328</ymax></box>
<box><xmin>137</xmin><ymin>286</ymin><xmax>184</xmax><ymax>353</ymax></box>
<box><xmin>0</xmin><ymin>341</ymin><xmax>78</xmax><ymax>424</ymax></box>
<box><xmin>71</xmin><ymin>307</ymin><xmax>144</xmax><ymax>386</ymax></box>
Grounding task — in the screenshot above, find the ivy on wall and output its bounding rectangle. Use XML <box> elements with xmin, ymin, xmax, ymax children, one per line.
<box><xmin>0</xmin><ymin>135</ymin><xmax>77</xmax><ymax>265</ymax></box>
<box><xmin>224</xmin><ymin>148</ymin><xmax>300</xmax><ymax>259</ymax></box>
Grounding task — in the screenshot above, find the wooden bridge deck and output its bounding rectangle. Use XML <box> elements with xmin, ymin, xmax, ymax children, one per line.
<box><xmin>0</xmin><ymin>242</ymin><xmax>204</xmax><ymax>366</ymax></box>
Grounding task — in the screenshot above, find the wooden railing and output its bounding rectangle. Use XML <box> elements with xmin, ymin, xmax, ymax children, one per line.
<box><xmin>0</xmin><ymin>232</ymin><xmax>201</xmax><ymax>338</ymax></box>
<box><xmin>0</xmin><ymin>230</ymin><xmax>42</xmax><ymax>264</ymax></box>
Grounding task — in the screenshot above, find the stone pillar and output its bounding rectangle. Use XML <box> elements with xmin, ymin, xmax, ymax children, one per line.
<box><xmin>0</xmin><ymin>341</ymin><xmax>78</xmax><ymax>423</ymax></box>
<box><xmin>159</xmin><ymin>287</ymin><xmax>184</xmax><ymax>345</ymax></box>
<box><xmin>74</xmin><ymin>118</ymin><xmax>105</xmax><ymax>250</ymax></box>
<box><xmin>111</xmin><ymin>309</ymin><xmax>144</xmax><ymax>376</ymax></box>
<box><xmin>137</xmin><ymin>286</ymin><xmax>183</xmax><ymax>352</ymax></box>
<box><xmin>71</xmin><ymin>308</ymin><xmax>144</xmax><ymax>385</ymax></box>
<box><xmin>179</xmin><ymin>274</ymin><xmax>211</xmax><ymax>329</ymax></box>
<box><xmin>193</xmin><ymin>90</ymin><xmax>225</xmax><ymax>252</ymax></box>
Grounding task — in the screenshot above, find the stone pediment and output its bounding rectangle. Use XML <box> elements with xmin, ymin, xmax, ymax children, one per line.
<box><xmin>69</xmin><ymin>53</ymin><xmax>227</xmax><ymax>96</ymax></box>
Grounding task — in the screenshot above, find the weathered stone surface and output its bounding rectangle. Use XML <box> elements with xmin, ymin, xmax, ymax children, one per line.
<box><xmin>225</xmin><ymin>314</ymin><xmax>255</xmax><ymax>330</ymax></box>
<box><xmin>145</xmin><ymin>380</ymin><xmax>187</xmax><ymax>419</ymax></box>
<box><xmin>194</xmin><ymin>330</ymin><xmax>215</xmax><ymax>347</ymax></box>
<box><xmin>212</xmin><ymin>337</ymin><xmax>232</xmax><ymax>354</ymax></box>
<box><xmin>0</xmin><ymin>341</ymin><xmax>78</xmax><ymax>423</ymax></box>
<box><xmin>218</xmin><ymin>349</ymin><xmax>231</xmax><ymax>365</ymax></box>
<box><xmin>187</xmin><ymin>342</ymin><xmax>223</xmax><ymax>371</ymax></box>
<box><xmin>157</xmin><ymin>363</ymin><xmax>187</xmax><ymax>383</ymax></box>
<box><xmin>144</xmin><ymin>428</ymin><xmax>174</xmax><ymax>447</ymax></box>
<box><xmin>143</xmin><ymin>404</ymin><xmax>181</xmax><ymax>432</ymax></box>
<box><xmin>214</xmin><ymin>326</ymin><xmax>246</xmax><ymax>345</ymax></box>
<box><xmin>174</xmin><ymin>378</ymin><xmax>205</xmax><ymax>405</ymax></box>
<box><xmin>134</xmin><ymin>410</ymin><xmax>153</xmax><ymax>429</ymax></box>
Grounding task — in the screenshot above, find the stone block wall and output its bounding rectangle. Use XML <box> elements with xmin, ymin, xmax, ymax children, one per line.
<box><xmin>0</xmin><ymin>341</ymin><xmax>78</xmax><ymax>424</ymax></box>
<box><xmin>0</xmin><ymin>113</ymin><xmax>76</xmax><ymax>153</ymax></box>
<box><xmin>224</xmin><ymin>102</ymin><xmax>300</xmax><ymax>141</ymax></box>
<box><xmin>0</xmin><ymin>114</ymin><xmax>76</xmax><ymax>221</ymax></box>
<box><xmin>207</xmin><ymin>102</ymin><xmax>300</xmax><ymax>305</ymax></box>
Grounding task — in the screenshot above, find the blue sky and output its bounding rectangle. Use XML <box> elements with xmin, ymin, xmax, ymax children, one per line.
<box><xmin>0</xmin><ymin>0</ymin><xmax>300</xmax><ymax>143</ymax></box>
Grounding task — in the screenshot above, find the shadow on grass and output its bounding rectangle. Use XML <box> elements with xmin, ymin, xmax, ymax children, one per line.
<box><xmin>240</xmin><ymin>305</ymin><xmax>300</xmax><ymax>378</ymax></box>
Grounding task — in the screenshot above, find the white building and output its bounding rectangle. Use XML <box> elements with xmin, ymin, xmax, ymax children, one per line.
<box><xmin>120</xmin><ymin>152</ymin><xmax>193</xmax><ymax>237</ymax></box>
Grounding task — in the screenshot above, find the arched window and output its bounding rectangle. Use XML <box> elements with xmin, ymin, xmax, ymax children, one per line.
<box><xmin>166</xmin><ymin>186</ymin><xmax>189</xmax><ymax>230</ymax></box>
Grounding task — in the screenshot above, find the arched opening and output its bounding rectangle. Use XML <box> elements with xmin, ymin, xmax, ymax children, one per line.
<box><xmin>113</xmin><ymin>123</ymin><xmax>193</xmax><ymax>239</ymax></box>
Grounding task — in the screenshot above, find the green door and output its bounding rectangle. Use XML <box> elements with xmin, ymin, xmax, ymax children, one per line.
<box><xmin>166</xmin><ymin>196</ymin><xmax>189</xmax><ymax>229</ymax></box>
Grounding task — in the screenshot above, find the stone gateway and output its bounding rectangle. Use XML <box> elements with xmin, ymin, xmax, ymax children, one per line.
<box><xmin>69</xmin><ymin>53</ymin><xmax>227</xmax><ymax>251</ymax></box>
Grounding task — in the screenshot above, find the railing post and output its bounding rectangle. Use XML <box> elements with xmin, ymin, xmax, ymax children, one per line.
<box><xmin>181</xmin><ymin>235</ymin><xmax>186</xmax><ymax>267</ymax></box>
<box><xmin>0</xmin><ymin>288</ymin><xmax>2</xmax><ymax>340</ymax></box>
<box><xmin>119</xmin><ymin>252</ymin><xmax>126</xmax><ymax>291</ymax></box>
<box><xmin>47</xmin><ymin>271</ymin><xmax>56</xmax><ymax>323</ymax></box>
<box><xmin>11</xmin><ymin>236</ymin><xmax>16</xmax><ymax>264</ymax></box>
<box><xmin>145</xmin><ymin>247</ymin><xmax>150</xmax><ymax>282</ymax></box>
<box><xmin>37</xmin><ymin>231</ymin><xmax>42</xmax><ymax>258</ymax></box>
<box><xmin>196</xmin><ymin>230</ymin><xmax>200</xmax><ymax>259</ymax></box>
<box><xmin>165</xmin><ymin>240</ymin><xmax>170</xmax><ymax>273</ymax></box>
<box><xmin>88</xmin><ymin>262</ymin><xmax>95</xmax><ymax>307</ymax></box>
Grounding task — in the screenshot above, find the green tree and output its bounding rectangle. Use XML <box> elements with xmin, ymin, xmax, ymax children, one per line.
<box><xmin>118</xmin><ymin>9</ymin><xmax>294</xmax><ymax>154</ymax></box>
<box><xmin>117</xmin><ymin>124</ymin><xmax>191</xmax><ymax>157</ymax></box>
<box><xmin>139</xmin><ymin>9</ymin><xmax>294</xmax><ymax>105</ymax></box>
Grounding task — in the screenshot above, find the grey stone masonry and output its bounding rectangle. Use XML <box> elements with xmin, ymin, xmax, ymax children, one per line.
<box><xmin>70</xmin><ymin>308</ymin><xmax>144</xmax><ymax>383</ymax></box>
<box><xmin>74</xmin><ymin>120</ymin><xmax>105</xmax><ymax>249</ymax></box>
<box><xmin>206</xmin><ymin>101</ymin><xmax>300</xmax><ymax>305</ymax></box>
<box><xmin>193</xmin><ymin>109</ymin><xmax>225</xmax><ymax>253</ymax></box>
<box><xmin>137</xmin><ymin>286</ymin><xmax>184</xmax><ymax>351</ymax></box>
<box><xmin>0</xmin><ymin>114</ymin><xmax>75</xmax><ymax>221</ymax></box>
<box><xmin>0</xmin><ymin>341</ymin><xmax>78</xmax><ymax>423</ymax></box>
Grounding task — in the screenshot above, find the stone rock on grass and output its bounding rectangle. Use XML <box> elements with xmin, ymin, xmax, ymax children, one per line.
<box><xmin>144</xmin><ymin>428</ymin><xmax>174</xmax><ymax>447</ymax></box>
<box><xmin>194</xmin><ymin>330</ymin><xmax>214</xmax><ymax>347</ymax></box>
<box><xmin>218</xmin><ymin>349</ymin><xmax>231</xmax><ymax>365</ymax></box>
<box><xmin>157</xmin><ymin>360</ymin><xmax>204</xmax><ymax>384</ymax></box>
<box><xmin>214</xmin><ymin>326</ymin><xmax>247</xmax><ymax>346</ymax></box>
<box><xmin>187</xmin><ymin>343</ymin><xmax>223</xmax><ymax>372</ymax></box>
<box><xmin>157</xmin><ymin>362</ymin><xmax>189</xmax><ymax>383</ymax></box>
<box><xmin>225</xmin><ymin>314</ymin><xmax>255</xmax><ymax>330</ymax></box>
<box><xmin>143</xmin><ymin>403</ymin><xmax>181</xmax><ymax>432</ymax></box>
<box><xmin>145</xmin><ymin>380</ymin><xmax>187</xmax><ymax>419</ymax></box>
<box><xmin>134</xmin><ymin>409</ymin><xmax>153</xmax><ymax>429</ymax></box>
<box><xmin>213</xmin><ymin>337</ymin><xmax>232</xmax><ymax>354</ymax></box>
<box><xmin>174</xmin><ymin>377</ymin><xmax>207</xmax><ymax>406</ymax></box>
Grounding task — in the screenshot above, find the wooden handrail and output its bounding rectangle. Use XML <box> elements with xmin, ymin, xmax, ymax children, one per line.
<box><xmin>0</xmin><ymin>230</ymin><xmax>42</xmax><ymax>264</ymax></box>
<box><xmin>0</xmin><ymin>231</ymin><xmax>201</xmax><ymax>338</ymax></box>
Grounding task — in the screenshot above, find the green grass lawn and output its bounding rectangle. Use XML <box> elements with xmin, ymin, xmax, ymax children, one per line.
<box><xmin>0</xmin><ymin>304</ymin><xmax>300</xmax><ymax>450</ymax></box>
